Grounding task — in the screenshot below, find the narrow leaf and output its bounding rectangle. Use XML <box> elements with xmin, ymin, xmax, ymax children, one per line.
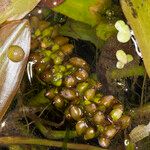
<box><xmin>0</xmin><ymin>20</ymin><xmax>31</xmax><ymax>121</ymax></box>
<box><xmin>120</xmin><ymin>0</ymin><xmax>150</xmax><ymax>77</ymax></box>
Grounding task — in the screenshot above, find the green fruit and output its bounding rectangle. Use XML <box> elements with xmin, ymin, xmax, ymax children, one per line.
<box><xmin>93</xmin><ymin>94</ymin><xmax>103</xmax><ymax>103</ymax></box>
<box><xmin>61</xmin><ymin>44</ymin><xmax>74</xmax><ymax>55</ymax></box>
<box><xmin>53</xmin><ymin>56</ymin><xmax>63</xmax><ymax>65</ymax></box>
<box><xmin>51</xmin><ymin>26</ymin><xmax>59</xmax><ymax>38</ymax></box>
<box><xmin>85</xmin><ymin>103</ymin><xmax>97</xmax><ymax>115</ymax></box>
<box><xmin>30</xmin><ymin>16</ymin><xmax>39</xmax><ymax>30</ymax></box>
<box><xmin>64</xmin><ymin>75</ymin><xmax>77</xmax><ymax>88</ymax></box>
<box><xmin>41</xmin><ymin>37</ymin><xmax>53</xmax><ymax>48</ymax></box>
<box><xmin>110</xmin><ymin>108</ymin><xmax>123</xmax><ymax>122</ymax></box>
<box><xmin>29</xmin><ymin>52</ymin><xmax>41</xmax><ymax>63</ymax></box>
<box><xmin>104</xmin><ymin>125</ymin><xmax>117</xmax><ymax>139</ymax></box>
<box><xmin>98</xmin><ymin>137</ymin><xmax>110</xmax><ymax>148</ymax></box>
<box><xmin>99</xmin><ymin>95</ymin><xmax>115</xmax><ymax>108</ymax></box>
<box><xmin>35</xmin><ymin>63</ymin><xmax>46</xmax><ymax>74</ymax></box>
<box><xmin>84</xmin><ymin>88</ymin><xmax>96</xmax><ymax>101</ymax></box>
<box><xmin>52</xmin><ymin>65</ymin><xmax>66</xmax><ymax>73</ymax></box>
<box><xmin>51</xmin><ymin>44</ymin><xmax>59</xmax><ymax>52</ymax></box>
<box><xmin>69</xmin><ymin>57</ymin><xmax>89</xmax><ymax>71</ymax></box>
<box><xmin>84</xmin><ymin>127</ymin><xmax>95</xmax><ymax>140</ymax></box>
<box><xmin>93</xmin><ymin>111</ymin><xmax>105</xmax><ymax>125</ymax></box>
<box><xmin>51</xmin><ymin>73</ymin><xmax>63</xmax><ymax>86</ymax></box>
<box><xmin>31</xmin><ymin>38</ymin><xmax>40</xmax><ymax>50</ymax></box>
<box><xmin>41</xmin><ymin>70</ymin><xmax>52</xmax><ymax>83</ymax></box>
<box><xmin>7</xmin><ymin>45</ymin><xmax>25</xmax><ymax>62</ymax></box>
<box><xmin>113</xmin><ymin>104</ymin><xmax>124</xmax><ymax>111</ymax></box>
<box><xmin>54</xmin><ymin>36</ymin><xmax>69</xmax><ymax>46</ymax></box>
<box><xmin>45</xmin><ymin>88</ymin><xmax>58</xmax><ymax>99</ymax></box>
<box><xmin>39</xmin><ymin>21</ymin><xmax>50</xmax><ymax>31</ymax></box>
<box><xmin>35</xmin><ymin>29</ymin><xmax>41</xmax><ymax>37</ymax></box>
<box><xmin>70</xmin><ymin>105</ymin><xmax>82</xmax><ymax>121</ymax></box>
<box><xmin>77</xmin><ymin>82</ymin><xmax>89</xmax><ymax>93</ymax></box>
<box><xmin>74</xmin><ymin>68</ymin><xmax>88</xmax><ymax>81</ymax></box>
<box><xmin>61</xmin><ymin>88</ymin><xmax>77</xmax><ymax>100</ymax></box>
<box><xmin>42</xmin><ymin>26</ymin><xmax>53</xmax><ymax>38</ymax></box>
<box><xmin>97</xmin><ymin>125</ymin><xmax>105</xmax><ymax>133</ymax></box>
<box><xmin>53</xmin><ymin>95</ymin><xmax>64</xmax><ymax>108</ymax></box>
<box><xmin>119</xmin><ymin>115</ymin><xmax>131</xmax><ymax>130</ymax></box>
<box><xmin>76</xmin><ymin>120</ymin><xmax>87</xmax><ymax>135</ymax></box>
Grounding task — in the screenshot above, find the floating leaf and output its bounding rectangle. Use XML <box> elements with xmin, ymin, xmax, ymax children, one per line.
<box><xmin>127</xmin><ymin>54</ymin><xmax>133</xmax><ymax>63</ymax></box>
<box><xmin>115</xmin><ymin>20</ymin><xmax>125</xmax><ymax>31</ymax></box>
<box><xmin>116</xmin><ymin>50</ymin><xmax>127</xmax><ymax>64</ymax></box>
<box><xmin>116</xmin><ymin>61</ymin><xmax>124</xmax><ymax>69</ymax></box>
<box><xmin>0</xmin><ymin>0</ymin><xmax>40</xmax><ymax>25</ymax></box>
<box><xmin>0</xmin><ymin>20</ymin><xmax>31</xmax><ymax>121</ymax></box>
<box><xmin>96</xmin><ymin>22</ymin><xmax>117</xmax><ymax>41</ymax></box>
<box><xmin>116</xmin><ymin>50</ymin><xmax>133</xmax><ymax>69</ymax></box>
<box><xmin>115</xmin><ymin>20</ymin><xmax>131</xmax><ymax>43</ymax></box>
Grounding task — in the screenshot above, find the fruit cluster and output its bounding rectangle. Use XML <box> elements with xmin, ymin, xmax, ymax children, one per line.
<box><xmin>29</xmin><ymin>17</ymin><xmax>131</xmax><ymax>148</ymax></box>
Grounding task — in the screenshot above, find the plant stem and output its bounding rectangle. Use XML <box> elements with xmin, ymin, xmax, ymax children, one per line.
<box><xmin>106</xmin><ymin>66</ymin><xmax>145</xmax><ymax>79</ymax></box>
<box><xmin>0</xmin><ymin>137</ymin><xmax>105</xmax><ymax>150</ymax></box>
<box><xmin>28</xmin><ymin>90</ymin><xmax>50</xmax><ymax>106</ymax></box>
<box><xmin>35</xmin><ymin>121</ymin><xmax>77</xmax><ymax>139</ymax></box>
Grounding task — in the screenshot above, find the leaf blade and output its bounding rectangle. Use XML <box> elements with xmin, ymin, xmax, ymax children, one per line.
<box><xmin>120</xmin><ymin>0</ymin><xmax>150</xmax><ymax>77</ymax></box>
<box><xmin>0</xmin><ymin>20</ymin><xmax>31</xmax><ymax>121</ymax></box>
<box><xmin>0</xmin><ymin>0</ymin><xmax>40</xmax><ymax>25</ymax></box>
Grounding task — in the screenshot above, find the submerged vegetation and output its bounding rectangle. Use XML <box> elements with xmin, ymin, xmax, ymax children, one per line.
<box><xmin>0</xmin><ymin>0</ymin><xmax>150</xmax><ymax>150</ymax></box>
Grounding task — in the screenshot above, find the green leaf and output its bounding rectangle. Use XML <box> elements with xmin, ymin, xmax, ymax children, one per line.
<box><xmin>116</xmin><ymin>61</ymin><xmax>124</xmax><ymax>69</ymax></box>
<box><xmin>59</xmin><ymin>19</ymin><xmax>104</xmax><ymax>48</ymax></box>
<box><xmin>120</xmin><ymin>0</ymin><xmax>150</xmax><ymax>77</ymax></box>
<box><xmin>0</xmin><ymin>0</ymin><xmax>40</xmax><ymax>25</ymax></box>
<box><xmin>53</xmin><ymin>0</ymin><xmax>111</xmax><ymax>26</ymax></box>
<box><xmin>96</xmin><ymin>22</ymin><xmax>117</xmax><ymax>41</ymax></box>
<box><xmin>115</xmin><ymin>20</ymin><xmax>131</xmax><ymax>43</ymax></box>
<box><xmin>116</xmin><ymin>50</ymin><xmax>127</xmax><ymax>64</ymax></box>
<box><xmin>127</xmin><ymin>54</ymin><xmax>133</xmax><ymax>63</ymax></box>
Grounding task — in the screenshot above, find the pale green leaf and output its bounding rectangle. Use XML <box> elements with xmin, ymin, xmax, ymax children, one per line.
<box><xmin>116</xmin><ymin>50</ymin><xmax>127</xmax><ymax>64</ymax></box>
<box><xmin>116</xmin><ymin>61</ymin><xmax>125</xmax><ymax>69</ymax></box>
<box><xmin>115</xmin><ymin>20</ymin><xmax>131</xmax><ymax>43</ymax></box>
<box><xmin>115</xmin><ymin>20</ymin><xmax>126</xmax><ymax>31</ymax></box>
<box><xmin>127</xmin><ymin>54</ymin><xmax>133</xmax><ymax>63</ymax></box>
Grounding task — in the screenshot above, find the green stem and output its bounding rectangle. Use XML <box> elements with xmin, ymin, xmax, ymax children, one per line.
<box><xmin>0</xmin><ymin>137</ymin><xmax>105</xmax><ymax>150</ymax></box>
<box><xmin>106</xmin><ymin>66</ymin><xmax>145</xmax><ymax>79</ymax></box>
<box><xmin>28</xmin><ymin>90</ymin><xmax>50</xmax><ymax>106</ymax></box>
<box><xmin>35</xmin><ymin>121</ymin><xmax>77</xmax><ymax>139</ymax></box>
